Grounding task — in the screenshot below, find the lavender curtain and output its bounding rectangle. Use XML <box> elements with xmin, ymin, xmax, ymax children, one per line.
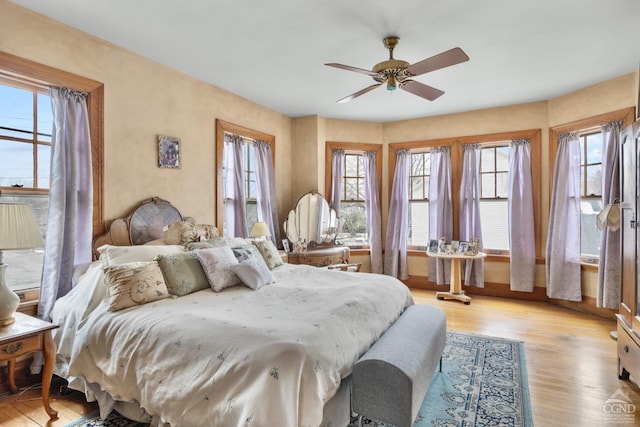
<box><xmin>364</xmin><ymin>151</ymin><xmax>383</xmax><ymax>273</ymax></box>
<box><xmin>428</xmin><ymin>146</ymin><xmax>453</xmax><ymax>285</ymax></box>
<box><xmin>223</xmin><ymin>133</ymin><xmax>247</xmax><ymax>237</ymax></box>
<box><xmin>546</xmin><ymin>132</ymin><xmax>581</xmax><ymax>301</ymax></box>
<box><xmin>34</xmin><ymin>87</ymin><xmax>93</xmax><ymax>372</ymax></box>
<box><xmin>384</xmin><ymin>150</ymin><xmax>410</xmax><ymax>279</ymax></box>
<box><xmin>459</xmin><ymin>144</ymin><xmax>484</xmax><ymax>286</ymax></box>
<box><xmin>330</xmin><ymin>149</ymin><xmax>345</xmax><ymax>218</ymax></box>
<box><xmin>254</xmin><ymin>140</ymin><xmax>280</xmax><ymax>246</ymax></box>
<box><xmin>597</xmin><ymin>121</ymin><xmax>623</xmax><ymax>309</ymax></box>
<box><xmin>509</xmin><ymin>139</ymin><xmax>535</xmax><ymax>292</ymax></box>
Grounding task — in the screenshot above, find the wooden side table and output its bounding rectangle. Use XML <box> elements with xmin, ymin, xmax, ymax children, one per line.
<box><xmin>429</xmin><ymin>251</ymin><xmax>487</xmax><ymax>304</ymax></box>
<box><xmin>0</xmin><ymin>311</ymin><xmax>59</xmax><ymax>419</ymax></box>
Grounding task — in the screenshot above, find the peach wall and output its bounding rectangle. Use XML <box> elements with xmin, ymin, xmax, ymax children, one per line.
<box><xmin>0</xmin><ymin>0</ymin><xmax>293</xmax><ymax>228</ymax></box>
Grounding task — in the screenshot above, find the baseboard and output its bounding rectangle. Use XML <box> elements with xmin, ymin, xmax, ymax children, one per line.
<box><xmin>404</xmin><ymin>275</ymin><xmax>616</xmax><ymax>319</ymax></box>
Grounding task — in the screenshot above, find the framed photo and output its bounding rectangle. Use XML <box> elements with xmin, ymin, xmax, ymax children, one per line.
<box><xmin>457</xmin><ymin>241</ymin><xmax>468</xmax><ymax>253</ymax></box>
<box><xmin>465</xmin><ymin>241</ymin><xmax>478</xmax><ymax>256</ymax></box>
<box><xmin>282</xmin><ymin>239</ymin><xmax>290</xmax><ymax>253</ymax></box>
<box><xmin>158</xmin><ymin>135</ymin><xmax>181</xmax><ymax>169</ymax></box>
<box><xmin>428</xmin><ymin>239</ymin><xmax>439</xmax><ymax>253</ymax></box>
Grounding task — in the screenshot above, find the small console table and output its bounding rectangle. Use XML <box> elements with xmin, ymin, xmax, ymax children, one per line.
<box><xmin>429</xmin><ymin>251</ymin><xmax>486</xmax><ymax>305</ymax></box>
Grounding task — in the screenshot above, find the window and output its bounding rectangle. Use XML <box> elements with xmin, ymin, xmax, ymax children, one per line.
<box><xmin>579</xmin><ymin>130</ymin><xmax>603</xmax><ymax>258</ymax></box>
<box><xmin>479</xmin><ymin>144</ymin><xmax>510</xmax><ymax>252</ymax></box>
<box><xmin>409</xmin><ymin>151</ymin><xmax>430</xmax><ymax>247</ymax></box>
<box><xmin>1</xmin><ymin>51</ymin><xmax>105</xmax><ymax>298</ymax></box>
<box><xmin>325</xmin><ymin>141</ymin><xmax>383</xmax><ymax>249</ymax></box>
<box><xmin>338</xmin><ymin>153</ymin><xmax>367</xmax><ymax>246</ymax></box>
<box><xmin>390</xmin><ymin>129</ymin><xmax>541</xmax><ymax>257</ymax></box>
<box><xmin>216</xmin><ymin>120</ymin><xmax>275</xmax><ymax>237</ymax></box>
<box><xmin>0</xmin><ymin>78</ymin><xmax>52</xmax><ymax>291</ymax></box>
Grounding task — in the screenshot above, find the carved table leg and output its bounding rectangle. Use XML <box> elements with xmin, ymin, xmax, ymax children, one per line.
<box><xmin>41</xmin><ymin>331</ymin><xmax>58</xmax><ymax>419</ymax></box>
<box><xmin>7</xmin><ymin>358</ymin><xmax>18</xmax><ymax>393</ymax></box>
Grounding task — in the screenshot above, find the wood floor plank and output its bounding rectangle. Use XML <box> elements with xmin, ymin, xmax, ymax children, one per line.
<box><xmin>0</xmin><ymin>290</ymin><xmax>638</xmax><ymax>426</ymax></box>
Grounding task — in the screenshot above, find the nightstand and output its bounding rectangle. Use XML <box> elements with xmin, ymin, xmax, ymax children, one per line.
<box><xmin>0</xmin><ymin>311</ymin><xmax>59</xmax><ymax>419</ymax></box>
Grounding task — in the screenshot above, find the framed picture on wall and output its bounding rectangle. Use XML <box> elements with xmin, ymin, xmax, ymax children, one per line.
<box><xmin>158</xmin><ymin>135</ymin><xmax>181</xmax><ymax>169</ymax></box>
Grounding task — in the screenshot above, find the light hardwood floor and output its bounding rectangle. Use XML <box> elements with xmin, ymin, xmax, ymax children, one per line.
<box><xmin>1</xmin><ymin>290</ymin><xmax>639</xmax><ymax>426</ymax></box>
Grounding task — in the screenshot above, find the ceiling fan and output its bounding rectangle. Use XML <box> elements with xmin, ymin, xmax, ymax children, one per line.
<box><xmin>325</xmin><ymin>36</ymin><xmax>469</xmax><ymax>103</ymax></box>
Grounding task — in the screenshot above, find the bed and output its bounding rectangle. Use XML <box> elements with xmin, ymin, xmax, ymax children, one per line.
<box><xmin>50</xmin><ymin>197</ymin><xmax>414</xmax><ymax>427</ymax></box>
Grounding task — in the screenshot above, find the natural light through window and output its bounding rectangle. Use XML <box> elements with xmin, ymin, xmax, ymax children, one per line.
<box><xmin>408</xmin><ymin>151</ymin><xmax>430</xmax><ymax>247</ymax></box>
<box><xmin>579</xmin><ymin>130</ymin><xmax>603</xmax><ymax>259</ymax></box>
<box><xmin>338</xmin><ymin>153</ymin><xmax>368</xmax><ymax>247</ymax></box>
<box><xmin>479</xmin><ymin>144</ymin><xmax>510</xmax><ymax>252</ymax></box>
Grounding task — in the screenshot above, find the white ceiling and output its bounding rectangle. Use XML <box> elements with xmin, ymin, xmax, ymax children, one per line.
<box><xmin>10</xmin><ymin>0</ymin><xmax>640</xmax><ymax>122</ymax></box>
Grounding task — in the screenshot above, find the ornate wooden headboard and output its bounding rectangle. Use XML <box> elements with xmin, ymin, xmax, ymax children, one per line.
<box><xmin>93</xmin><ymin>196</ymin><xmax>187</xmax><ymax>256</ymax></box>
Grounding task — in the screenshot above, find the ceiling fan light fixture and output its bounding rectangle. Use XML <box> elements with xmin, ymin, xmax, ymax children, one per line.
<box><xmin>387</xmin><ymin>75</ymin><xmax>398</xmax><ymax>91</ymax></box>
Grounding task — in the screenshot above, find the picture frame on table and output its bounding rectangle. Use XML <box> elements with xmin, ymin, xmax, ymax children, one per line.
<box><xmin>457</xmin><ymin>241</ymin><xmax>468</xmax><ymax>253</ymax></box>
<box><xmin>428</xmin><ymin>239</ymin><xmax>439</xmax><ymax>253</ymax></box>
<box><xmin>282</xmin><ymin>239</ymin><xmax>290</xmax><ymax>253</ymax></box>
<box><xmin>465</xmin><ymin>241</ymin><xmax>478</xmax><ymax>256</ymax></box>
<box><xmin>158</xmin><ymin>135</ymin><xmax>181</xmax><ymax>169</ymax></box>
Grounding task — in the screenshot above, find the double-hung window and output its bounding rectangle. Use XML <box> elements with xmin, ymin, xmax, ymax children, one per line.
<box><xmin>578</xmin><ymin>130</ymin><xmax>603</xmax><ymax>259</ymax></box>
<box><xmin>408</xmin><ymin>151</ymin><xmax>430</xmax><ymax>247</ymax></box>
<box><xmin>0</xmin><ymin>77</ymin><xmax>52</xmax><ymax>291</ymax></box>
<box><xmin>479</xmin><ymin>144</ymin><xmax>510</xmax><ymax>253</ymax></box>
<box><xmin>338</xmin><ymin>153</ymin><xmax>368</xmax><ymax>246</ymax></box>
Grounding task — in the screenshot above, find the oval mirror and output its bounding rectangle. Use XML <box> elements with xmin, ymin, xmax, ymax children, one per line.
<box><xmin>284</xmin><ymin>191</ymin><xmax>338</xmax><ymax>246</ymax></box>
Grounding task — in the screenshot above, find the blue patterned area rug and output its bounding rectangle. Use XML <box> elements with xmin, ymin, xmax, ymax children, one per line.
<box><xmin>64</xmin><ymin>411</ymin><xmax>148</xmax><ymax>427</ymax></box>
<box><xmin>352</xmin><ymin>331</ymin><xmax>533</xmax><ymax>427</ymax></box>
<box><xmin>414</xmin><ymin>331</ymin><xmax>533</xmax><ymax>427</ymax></box>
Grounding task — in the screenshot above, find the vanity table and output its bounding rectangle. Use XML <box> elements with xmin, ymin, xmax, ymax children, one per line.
<box><xmin>430</xmin><ymin>251</ymin><xmax>486</xmax><ymax>304</ymax></box>
<box><xmin>284</xmin><ymin>191</ymin><xmax>349</xmax><ymax>268</ymax></box>
<box><xmin>287</xmin><ymin>246</ymin><xmax>350</xmax><ymax>267</ymax></box>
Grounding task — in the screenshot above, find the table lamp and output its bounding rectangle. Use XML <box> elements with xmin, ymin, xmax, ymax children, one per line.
<box><xmin>0</xmin><ymin>203</ymin><xmax>43</xmax><ymax>326</ymax></box>
<box><xmin>249</xmin><ymin>221</ymin><xmax>271</xmax><ymax>241</ymax></box>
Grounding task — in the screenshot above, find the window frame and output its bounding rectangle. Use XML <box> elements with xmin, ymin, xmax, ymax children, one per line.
<box><xmin>325</xmin><ymin>141</ymin><xmax>383</xmax><ymax>251</ymax></box>
<box><xmin>549</xmin><ymin>107</ymin><xmax>635</xmax><ymax>265</ymax></box>
<box><xmin>389</xmin><ymin>129</ymin><xmax>542</xmax><ymax>258</ymax></box>
<box><xmin>0</xmin><ymin>52</ymin><xmax>104</xmax><ymax>298</ymax></box>
<box><xmin>215</xmin><ymin>119</ymin><xmax>275</xmax><ymax>236</ymax></box>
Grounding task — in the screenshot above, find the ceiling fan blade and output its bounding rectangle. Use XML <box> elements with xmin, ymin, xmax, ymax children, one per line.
<box><xmin>337</xmin><ymin>83</ymin><xmax>382</xmax><ymax>103</ymax></box>
<box><xmin>325</xmin><ymin>63</ymin><xmax>379</xmax><ymax>77</ymax></box>
<box><xmin>401</xmin><ymin>80</ymin><xmax>445</xmax><ymax>101</ymax></box>
<box><xmin>405</xmin><ymin>47</ymin><xmax>469</xmax><ymax>77</ymax></box>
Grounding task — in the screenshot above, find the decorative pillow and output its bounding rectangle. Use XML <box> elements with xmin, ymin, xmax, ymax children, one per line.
<box><xmin>252</xmin><ymin>239</ymin><xmax>284</xmax><ymax>270</ymax></box>
<box><xmin>103</xmin><ymin>261</ymin><xmax>170</xmax><ymax>311</ymax></box>
<box><xmin>97</xmin><ymin>244</ymin><xmax>185</xmax><ymax>267</ymax></box>
<box><xmin>156</xmin><ymin>251</ymin><xmax>210</xmax><ymax>296</ymax></box>
<box><xmin>231</xmin><ymin>258</ymin><xmax>276</xmax><ymax>290</ymax></box>
<box><xmin>166</xmin><ymin>221</ymin><xmax>220</xmax><ymax>245</ymax></box>
<box><xmin>194</xmin><ymin>246</ymin><xmax>241</xmax><ymax>292</ymax></box>
<box><xmin>228</xmin><ymin>237</ymin><xmax>253</xmax><ymax>248</ymax></box>
<box><xmin>186</xmin><ymin>236</ymin><xmax>229</xmax><ymax>251</ymax></box>
<box><xmin>232</xmin><ymin>244</ymin><xmax>268</xmax><ymax>266</ymax></box>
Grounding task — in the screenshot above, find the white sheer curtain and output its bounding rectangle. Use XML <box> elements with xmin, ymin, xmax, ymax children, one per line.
<box><xmin>428</xmin><ymin>146</ymin><xmax>453</xmax><ymax>285</ymax></box>
<box><xmin>329</xmin><ymin>149</ymin><xmax>345</xmax><ymax>218</ymax></box>
<box><xmin>223</xmin><ymin>133</ymin><xmax>247</xmax><ymax>237</ymax></box>
<box><xmin>597</xmin><ymin>121</ymin><xmax>623</xmax><ymax>309</ymax></box>
<box><xmin>364</xmin><ymin>151</ymin><xmax>383</xmax><ymax>274</ymax></box>
<box><xmin>384</xmin><ymin>150</ymin><xmax>410</xmax><ymax>279</ymax></box>
<box><xmin>34</xmin><ymin>87</ymin><xmax>93</xmax><ymax>372</ymax></box>
<box><xmin>508</xmin><ymin>138</ymin><xmax>536</xmax><ymax>292</ymax></box>
<box><xmin>546</xmin><ymin>132</ymin><xmax>581</xmax><ymax>301</ymax></box>
<box><xmin>459</xmin><ymin>144</ymin><xmax>484</xmax><ymax>286</ymax></box>
<box><xmin>254</xmin><ymin>140</ymin><xmax>280</xmax><ymax>246</ymax></box>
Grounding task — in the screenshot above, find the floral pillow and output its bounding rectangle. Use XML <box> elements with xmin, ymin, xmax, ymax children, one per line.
<box><xmin>156</xmin><ymin>251</ymin><xmax>210</xmax><ymax>296</ymax></box>
<box><xmin>252</xmin><ymin>239</ymin><xmax>284</xmax><ymax>270</ymax></box>
<box><xmin>232</xmin><ymin>258</ymin><xmax>276</xmax><ymax>290</ymax></box>
<box><xmin>232</xmin><ymin>244</ymin><xmax>267</xmax><ymax>265</ymax></box>
<box><xmin>194</xmin><ymin>246</ymin><xmax>241</xmax><ymax>292</ymax></box>
<box><xmin>97</xmin><ymin>244</ymin><xmax>185</xmax><ymax>267</ymax></box>
<box><xmin>103</xmin><ymin>261</ymin><xmax>170</xmax><ymax>311</ymax></box>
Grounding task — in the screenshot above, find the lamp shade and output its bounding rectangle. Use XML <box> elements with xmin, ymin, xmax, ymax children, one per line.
<box><xmin>0</xmin><ymin>203</ymin><xmax>43</xmax><ymax>250</ymax></box>
<box><xmin>249</xmin><ymin>221</ymin><xmax>271</xmax><ymax>238</ymax></box>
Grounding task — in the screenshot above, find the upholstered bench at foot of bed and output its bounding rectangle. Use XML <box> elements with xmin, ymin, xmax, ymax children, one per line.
<box><xmin>351</xmin><ymin>303</ymin><xmax>447</xmax><ymax>427</ymax></box>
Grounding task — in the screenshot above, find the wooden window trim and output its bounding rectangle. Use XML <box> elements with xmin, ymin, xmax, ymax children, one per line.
<box><xmin>215</xmin><ymin>119</ymin><xmax>275</xmax><ymax>235</ymax></box>
<box><xmin>389</xmin><ymin>129</ymin><xmax>542</xmax><ymax>257</ymax></box>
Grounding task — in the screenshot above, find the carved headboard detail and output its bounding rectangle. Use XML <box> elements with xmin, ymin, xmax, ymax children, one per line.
<box><xmin>93</xmin><ymin>196</ymin><xmax>187</xmax><ymax>257</ymax></box>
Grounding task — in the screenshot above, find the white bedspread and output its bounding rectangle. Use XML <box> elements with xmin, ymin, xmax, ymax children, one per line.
<box><xmin>54</xmin><ymin>263</ymin><xmax>413</xmax><ymax>427</ymax></box>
